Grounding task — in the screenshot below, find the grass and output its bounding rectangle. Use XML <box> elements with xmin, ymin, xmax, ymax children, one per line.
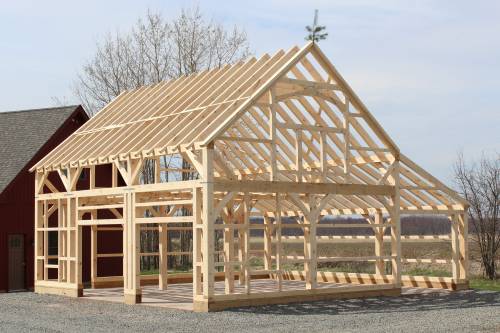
<box><xmin>404</xmin><ymin>267</ymin><xmax>451</xmax><ymax>277</ymax></box>
<box><xmin>470</xmin><ymin>277</ymin><xmax>500</xmax><ymax>291</ymax></box>
<box><xmin>140</xmin><ymin>241</ymin><xmax>500</xmax><ymax>291</ymax></box>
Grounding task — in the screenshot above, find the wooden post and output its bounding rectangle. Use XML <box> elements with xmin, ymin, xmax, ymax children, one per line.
<box><xmin>319</xmin><ymin>131</ymin><xmax>327</xmax><ymax>182</ymax></box>
<box><xmin>296</xmin><ymin>131</ymin><xmax>303</xmax><ymax>182</ymax></box>
<box><xmin>243</xmin><ymin>193</ymin><xmax>251</xmax><ymax>294</ymax></box>
<box><xmin>193</xmin><ymin>187</ymin><xmax>203</xmax><ymax>297</ymax></box>
<box><xmin>112</xmin><ymin>163</ymin><xmax>118</xmax><ymax>188</ymax></box>
<box><xmin>123</xmin><ymin>191</ymin><xmax>141</xmax><ymax>304</ymax></box>
<box><xmin>269</xmin><ymin>88</ymin><xmax>278</xmax><ymax>181</ymax></box>
<box><xmin>343</xmin><ymin>99</ymin><xmax>351</xmax><ymax>181</ymax></box>
<box><xmin>263</xmin><ymin>215</ymin><xmax>272</xmax><ymax>270</ymax></box>
<box><xmin>155</xmin><ymin>157</ymin><xmax>161</xmax><ymax>183</ymax></box>
<box><xmin>450</xmin><ymin>214</ymin><xmax>460</xmax><ymax>282</ymax></box>
<box><xmin>90</xmin><ymin>210</ymin><xmax>97</xmax><ymax>288</ymax></box>
<box><xmin>390</xmin><ymin>161</ymin><xmax>401</xmax><ymax>288</ymax></box>
<box><xmin>90</xmin><ymin>165</ymin><xmax>95</xmax><ymax>189</ymax></box>
<box><xmin>202</xmin><ymin>146</ymin><xmax>215</xmax><ymax>298</ymax></box>
<box><xmin>275</xmin><ymin>193</ymin><xmax>283</xmax><ymax>291</ymax></box>
<box><xmin>458</xmin><ymin>212</ymin><xmax>469</xmax><ymax>280</ymax></box>
<box><xmin>303</xmin><ymin>195</ymin><xmax>317</xmax><ymax>290</ymax></box>
<box><xmin>34</xmin><ymin>172</ymin><xmax>44</xmax><ymax>284</ymax></box>
<box><xmin>43</xmin><ymin>200</ymin><xmax>48</xmax><ymax>281</ymax></box>
<box><xmin>65</xmin><ymin>197</ymin><xmax>71</xmax><ymax>284</ymax></box>
<box><xmin>61</xmin><ymin>200</ymin><xmax>67</xmax><ymax>282</ymax></box>
<box><xmin>34</xmin><ymin>199</ymin><xmax>44</xmax><ymax>283</ymax></box>
<box><xmin>57</xmin><ymin>199</ymin><xmax>62</xmax><ymax>282</ymax></box>
<box><xmin>159</xmin><ymin>224</ymin><xmax>168</xmax><ymax>290</ymax></box>
<box><xmin>238</xmin><ymin>214</ymin><xmax>246</xmax><ymax>285</ymax></box>
<box><xmin>374</xmin><ymin>211</ymin><xmax>385</xmax><ymax>275</ymax></box>
<box><xmin>223</xmin><ymin>207</ymin><xmax>235</xmax><ymax>294</ymax></box>
<box><xmin>75</xmin><ymin>197</ymin><xmax>83</xmax><ymax>295</ymax></box>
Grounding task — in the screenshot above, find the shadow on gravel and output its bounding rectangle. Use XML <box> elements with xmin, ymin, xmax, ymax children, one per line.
<box><xmin>227</xmin><ymin>290</ymin><xmax>500</xmax><ymax>316</ymax></box>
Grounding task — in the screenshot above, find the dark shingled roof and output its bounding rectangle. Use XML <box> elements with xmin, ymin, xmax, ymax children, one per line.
<box><xmin>0</xmin><ymin>105</ymin><xmax>82</xmax><ymax>194</ymax></box>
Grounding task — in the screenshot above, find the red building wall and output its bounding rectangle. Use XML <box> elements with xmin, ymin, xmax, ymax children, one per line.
<box><xmin>0</xmin><ymin>107</ymin><xmax>122</xmax><ymax>291</ymax></box>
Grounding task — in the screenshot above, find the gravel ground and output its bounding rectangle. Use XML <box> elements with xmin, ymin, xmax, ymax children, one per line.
<box><xmin>0</xmin><ymin>290</ymin><xmax>499</xmax><ymax>333</ymax></box>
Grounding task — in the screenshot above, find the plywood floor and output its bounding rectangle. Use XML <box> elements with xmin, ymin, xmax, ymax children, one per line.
<box><xmin>84</xmin><ymin>279</ymin><xmax>451</xmax><ymax>311</ymax></box>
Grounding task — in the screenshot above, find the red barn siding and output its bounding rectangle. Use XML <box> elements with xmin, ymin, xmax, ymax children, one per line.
<box><xmin>0</xmin><ymin>107</ymin><xmax>122</xmax><ymax>291</ymax></box>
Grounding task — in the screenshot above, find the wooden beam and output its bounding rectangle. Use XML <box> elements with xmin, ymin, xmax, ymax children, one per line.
<box><xmin>374</xmin><ymin>211</ymin><xmax>385</xmax><ymax>275</ymax></box>
<box><xmin>202</xmin><ymin>43</ymin><xmax>314</xmax><ymax>145</ymax></box>
<box><xmin>123</xmin><ymin>191</ymin><xmax>141</xmax><ymax>304</ymax></box>
<box><xmin>192</xmin><ymin>187</ymin><xmax>203</xmax><ymax>297</ymax></box>
<box><xmin>159</xmin><ymin>222</ymin><xmax>168</xmax><ymax>290</ymax></box>
<box><xmin>390</xmin><ymin>161</ymin><xmax>402</xmax><ymax>288</ymax></box>
<box><xmin>269</xmin><ymin>87</ymin><xmax>278</xmax><ymax>181</ymax></box>
<box><xmin>277</xmin><ymin>77</ymin><xmax>341</xmax><ymax>91</ymax></box>
<box><xmin>213</xmin><ymin>180</ymin><xmax>394</xmax><ymax>196</ymax></box>
<box><xmin>201</xmin><ymin>146</ymin><xmax>215</xmax><ymax>298</ymax></box>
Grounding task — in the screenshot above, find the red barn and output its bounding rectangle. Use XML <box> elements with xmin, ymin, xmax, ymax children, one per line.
<box><xmin>0</xmin><ymin>105</ymin><xmax>89</xmax><ymax>291</ymax></box>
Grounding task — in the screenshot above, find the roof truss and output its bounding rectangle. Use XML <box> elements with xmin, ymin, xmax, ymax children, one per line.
<box><xmin>31</xmin><ymin>42</ymin><xmax>466</xmax><ymax>213</ymax></box>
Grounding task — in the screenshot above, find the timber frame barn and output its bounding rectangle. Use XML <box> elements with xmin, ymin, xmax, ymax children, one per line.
<box><xmin>31</xmin><ymin>42</ymin><xmax>469</xmax><ymax>311</ymax></box>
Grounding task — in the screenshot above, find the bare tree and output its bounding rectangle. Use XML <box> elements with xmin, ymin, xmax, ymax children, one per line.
<box><xmin>75</xmin><ymin>7</ymin><xmax>250</xmax><ymax>115</ymax></box>
<box><xmin>75</xmin><ymin>7</ymin><xmax>250</xmax><ymax>272</ymax></box>
<box><xmin>454</xmin><ymin>153</ymin><xmax>500</xmax><ymax>279</ymax></box>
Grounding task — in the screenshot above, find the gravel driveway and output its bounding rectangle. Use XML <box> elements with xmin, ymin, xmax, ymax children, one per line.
<box><xmin>0</xmin><ymin>290</ymin><xmax>499</xmax><ymax>332</ymax></box>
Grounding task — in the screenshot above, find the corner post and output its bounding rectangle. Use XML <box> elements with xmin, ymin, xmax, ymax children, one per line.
<box><xmin>458</xmin><ymin>212</ymin><xmax>469</xmax><ymax>281</ymax></box>
<box><xmin>275</xmin><ymin>192</ymin><xmax>283</xmax><ymax>291</ymax></box>
<box><xmin>243</xmin><ymin>193</ymin><xmax>251</xmax><ymax>294</ymax></box>
<box><xmin>34</xmin><ymin>172</ymin><xmax>44</xmax><ymax>284</ymax></box>
<box><xmin>202</xmin><ymin>145</ymin><xmax>215</xmax><ymax>299</ymax></box>
<box><xmin>75</xmin><ymin>197</ymin><xmax>83</xmax><ymax>295</ymax></box>
<box><xmin>390</xmin><ymin>160</ymin><xmax>401</xmax><ymax>288</ymax></box>
<box><xmin>450</xmin><ymin>214</ymin><xmax>460</xmax><ymax>282</ymax></box>
<box><xmin>123</xmin><ymin>191</ymin><xmax>141</xmax><ymax>304</ymax></box>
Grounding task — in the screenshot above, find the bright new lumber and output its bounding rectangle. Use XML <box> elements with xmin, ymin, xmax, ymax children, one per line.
<box><xmin>277</xmin><ymin>235</ymin><xmax>451</xmax><ymax>243</ymax></box>
<box><xmin>201</xmin><ymin>43</ymin><xmax>313</xmax><ymax>146</ymax></box>
<box><xmin>36</xmin><ymin>180</ymin><xmax>199</xmax><ymax>200</ymax></box>
<box><xmin>135</xmin><ymin>199</ymin><xmax>192</xmax><ymax>207</ymax></box>
<box><xmin>276</xmin><ymin>77</ymin><xmax>341</xmax><ymax>90</ymax></box>
<box><xmin>78</xmin><ymin>219</ymin><xmax>123</xmax><ymax>226</ymax></box>
<box><xmin>213</xmin><ymin>180</ymin><xmax>394</xmax><ymax>196</ymax></box>
<box><xmin>135</xmin><ymin>216</ymin><xmax>194</xmax><ymax>224</ymax></box>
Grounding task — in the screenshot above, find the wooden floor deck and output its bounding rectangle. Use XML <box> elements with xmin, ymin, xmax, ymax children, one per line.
<box><xmin>83</xmin><ymin>279</ymin><xmax>451</xmax><ymax>311</ymax></box>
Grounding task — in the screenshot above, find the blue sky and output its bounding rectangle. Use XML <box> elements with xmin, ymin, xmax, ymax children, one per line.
<box><xmin>0</xmin><ymin>0</ymin><xmax>498</xmax><ymax>184</ymax></box>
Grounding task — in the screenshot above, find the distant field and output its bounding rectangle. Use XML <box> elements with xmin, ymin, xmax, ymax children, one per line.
<box><xmin>142</xmin><ymin>238</ymin><xmax>499</xmax><ymax>289</ymax></box>
<box><xmin>246</xmin><ymin>240</ymin><xmax>453</xmax><ymax>276</ymax></box>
